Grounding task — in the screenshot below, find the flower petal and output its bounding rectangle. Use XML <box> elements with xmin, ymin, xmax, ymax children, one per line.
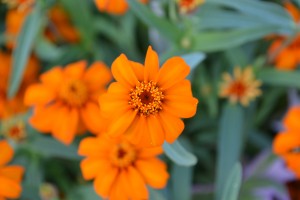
<box><xmin>40</xmin><ymin>67</ymin><xmax>63</xmax><ymax>89</ymax></box>
<box><xmin>136</xmin><ymin>158</ymin><xmax>169</xmax><ymax>188</ymax></box>
<box><xmin>99</xmin><ymin>93</ymin><xmax>130</xmax><ymax>118</ymax></box>
<box><xmin>63</xmin><ymin>60</ymin><xmax>86</xmax><ymax>79</ymax></box>
<box><xmin>111</xmin><ymin>54</ymin><xmax>139</xmax><ymax>88</ymax></box>
<box><xmin>109</xmin><ymin>172</ymin><xmax>129</xmax><ymax>200</ymax></box>
<box><xmin>157</xmin><ymin>57</ymin><xmax>190</xmax><ymax>90</ymax></box>
<box><xmin>80</xmin><ymin>158</ymin><xmax>110</xmax><ymax>180</ymax></box>
<box><xmin>0</xmin><ymin>141</ymin><xmax>13</xmax><ymax>166</ymax></box>
<box><xmin>24</xmin><ymin>84</ymin><xmax>56</xmax><ymax>106</ymax></box>
<box><xmin>94</xmin><ymin>167</ymin><xmax>118</xmax><ymax>198</ymax></box>
<box><xmin>283</xmin><ymin>106</ymin><xmax>300</xmax><ymax>131</ymax></box>
<box><xmin>164</xmin><ymin>80</ymin><xmax>192</xmax><ymax>96</ymax></box>
<box><xmin>127</xmin><ymin>166</ymin><xmax>148</xmax><ymax>199</ymax></box>
<box><xmin>144</xmin><ymin>46</ymin><xmax>159</xmax><ymax>82</ymax></box>
<box><xmin>163</xmin><ymin>96</ymin><xmax>198</xmax><ymax>118</ymax></box>
<box><xmin>273</xmin><ymin>131</ymin><xmax>300</xmax><ymax>155</ymax></box>
<box><xmin>0</xmin><ymin>166</ymin><xmax>24</xmax><ymax>182</ymax></box>
<box><xmin>130</xmin><ymin>61</ymin><xmax>144</xmax><ymax>81</ymax></box>
<box><xmin>147</xmin><ymin>115</ymin><xmax>165</xmax><ymax>146</ymax></box>
<box><xmin>0</xmin><ymin>176</ymin><xmax>22</xmax><ymax>198</ymax></box>
<box><xmin>78</xmin><ymin>137</ymin><xmax>109</xmax><ymax>157</ymax></box>
<box><xmin>138</xmin><ymin>147</ymin><xmax>163</xmax><ymax>158</ymax></box>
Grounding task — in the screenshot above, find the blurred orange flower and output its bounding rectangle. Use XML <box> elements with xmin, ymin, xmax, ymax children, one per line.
<box><xmin>2</xmin><ymin>0</ymin><xmax>34</xmax><ymax>9</ymax></box>
<box><xmin>99</xmin><ymin>46</ymin><xmax>198</xmax><ymax>147</ymax></box>
<box><xmin>94</xmin><ymin>0</ymin><xmax>148</xmax><ymax>15</ymax></box>
<box><xmin>0</xmin><ymin>140</ymin><xmax>24</xmax><ymax>199</ymax></box>
<box><xmin>0</xmin><ymin>51</ymin><xmax>40</xmax><ymax>119</ymax></box>
<box><xmin>78</xmin><ymin>136</ymin><xmax>169</xmax><ymax>199</ymax></box>
<box><xmin>25</xmin><ymin>61</ymin><xmax>112</xmax><ymax>145</ymax></box>
<box><xmin>219</xmin><ymin>66</ymin><xmax>262</xmax><ymax>106</ymax></box>
<box><xmin>268</xmin><ymin>2</ymin><xmax>300</xmax><ymax>70</ymax></box>
<box><xmin>178</xmin><ymin>0</ymin><xmax>205</xmax><ymax>14</ymax></box>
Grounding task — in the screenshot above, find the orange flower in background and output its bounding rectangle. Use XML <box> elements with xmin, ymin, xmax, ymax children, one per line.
<box><xmin>0</xmin><ymin>51</ymin><xmax>40</xmax><ymax>119</ymax></box>
<box><xmin>94</xmin><ymin>0</ymin><xmax>148</xmax><ymax>15</ymax></box>
<box><xmin>0</xmin><ymin>140</ymin><xmax>24</xmax><ymax>199</ymax></box>
<box><xmin>2</xmin><ymin>0</ymin><xmax>34</xmax><ymax>9</ymax></box>
<box><xmin>99</xmin><ymin>46</ymin><xmax>198</xmax><ymax>147</ymax></box>
<box><xmin>178</xmin><ymin>0</ymin><xmax>205</xmax><ymax>14</ymax></box>
<box><xmin>219</xmin><ymin>66</ymin><xmax>262</xmax><ymax>106</ymax></box>
<box><xmin>25</xmin><ymin>61</ymin><xmax>112</xmax><ymax>145</ymax></box>
<box><xmin>78</xmin><ymin>136</ymin><xmax>169</xmax><ymax>199</ymax></box>
<box><xmin>268</xmin><ymin>2</ymin><xmax>300</xmax><ymax>70</ymax></box>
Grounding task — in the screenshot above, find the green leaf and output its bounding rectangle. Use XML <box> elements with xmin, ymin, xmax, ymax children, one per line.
<box><xmin>258</xmin><ymin>68</ymin><xmax>300</xmax><ymax>88</ymax></box>
<box><xmin>221</xmin><ymin>163</ymin><xmax>242</xmax><ymax>200</ymax></box>
<box><xmin>8</xmin><ymin>4</ymin><xmax>43</xmax><ymax>98</ymax></box>
<box><xmin>149</xmin><ymin>188</ymin><xmax>166</xmax><ymax>200</ymax></box>
<box><xmin>163</xmin><ymin>141</ymin><xmax>197</xmax><ymax>167</ymax></box>
<box><xmin>34</xmin><ymin>36</ymin><xmax>64</xmax><ymax>61</ymax></box>
<box><xmin>171</xmin><ymin>165</ymin><xmax>193</xmax><ymax>200</ymax></box>
<box><xmin>215</xmin><ymin>104</ymin><xmax>245</xmax><ymax>200</ymax></box>
<box><xmin>127</xmin><ymin>0</ymin><xmax>181</xmax><ymax>43</ymax></box>
<box><xmin>67</xmin><ymin>185</ymin><xmax>101</xmax><ymax>200</ymax></box>
<box><xmin>181</xmin><ymin>52</ymin><xmax>206</xmax><ymax>71</ymax></box>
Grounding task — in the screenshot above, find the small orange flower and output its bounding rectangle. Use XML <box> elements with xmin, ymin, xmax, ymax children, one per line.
<box><xmin>94</xmin><ymin>0</ymin><xmax>148</xmax><ymax>15</ymax></box>
<box><xmin>268</xmin><ymin>2</ymin><xmax>300</xmax><ymax>70</ymax></box>
<box><xmin>99</xmin><ymin>46</ymin><xmax>198</xmax><ymax>147</ymax></box>
<box><xmin>78</xmin><ymin>136</ymin><xmax>169</xmax><ymax>200</ymax></box>
<box><xmin>24</xmin><ymin>61</ymin><xmax>112</xmax><ymax>145</ymax></box>
<box><xmin>1</xmin><ymin>119</ymin><xmax>26</xmax><ymax>142</ymax></box>
<box><xmin>0</xmin><ymin>140</ymin><xmax>24</xmax><ymax>199</ymax></box>
<box><xmin>178</xmin><ymin>0</ymin><xmax>205</xmax><ymax>14</ymax></box>
<box><xmin>219</xmin><ymin>66</ymin><xmax>262</xmax><ymax>106</ymax></box>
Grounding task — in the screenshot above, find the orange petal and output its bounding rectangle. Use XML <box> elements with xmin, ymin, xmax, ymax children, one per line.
<box><xmin>138</xmin><ymin>146</ymin><xmax>163</xmax><ymax>158</ymax></box>
<box><xmin>146</xmin><ymin>115</ymin><xmax>165</xmax><ymax>146</ymax></box>
<box><xmin>127</xmin><ymin>166</ymin><xmax>148</xmax><ymax>199</ymax></box>
<box><xmin>111</xmin><ymin>54</ymin><xmax>139</xmax><ymax>89</ymax></box>
<box><xmin>275</xmin><ymin>50</ymin><xmax>298</xmax><ymax>70</ymax></box>
<box><xmin>99</xmin><ymin>93</ymin><xmax>130</xmax><ymax>118</ymax></box>
<box><xmin>125</xmin><ymin>115</ymin><xmax>149</xmax><ymax>147</ymax></box>
<box><xmin>109</xmin><ymin>172</ymin><xmax>129</xmax><ymax>200</ymax></box>
<box><xmin>78</xmin><ymin>137</ymin><xmax>109</xmax><ymax>157</ymax></box>
<box><xmin>107</xmin><ymin>82</ymin><xmax>129</xmax><ymax>95</ymax></box>
<box><xmin>0</xmin><ymin>196</ymin><xmax>5</xmax><ymax>200</ymax></box>
<box><xmin>273</xmin><ymin>131</ymin><xmax>300</xmax><ymax>155</ymax></box>
<box><xmin>285</xmin><ymin>2</ymin><xmax>300</xmax><ymax>22</ymax></box>
<box><xmin>283</xmin><ymin>106</ymin><xmax>300</xmax><ymax>130</ymax></box>
<box><xmin>130</xmin><ymin>61</ymin><xmax>144</xmax><ymax>81</ymax></box>
<box><xmin>157</xmin><ymin>57</ymin><xmax>190</xmax><ymax>90</ymax></box>
<box><xmin>135</xmin><ymin>158</ymin><xmax>169</xmax><ymax>188</ymax></box>
<box><xmin>83</xmin><ymin>62</ymin><xmax>112</xmax><ymax>91</ymax></box>
<box><xmin>163</xmin><ymin>96</ymin><xmax>198</xmax><ymax>118</ymax></box>
<box><xmin>0</xmin><ymin>166</ymin><xmax>24</xmax><ymax>182</ymax></box>
<box><xmin>94</xmin><ymin>167</ymin><xmax>118</xmax><ymax>198</ymax></box>
<box><xmin>41</xmin><ymin>67</ymin><xmax>63</xmax><ymax>89</ymax></box>
<box><xmin>24</xmin><ymin>84</ymin><xmax>56</xmax><ymax>106</ymax></box>
<box><xmin>144</xmin><ymin>46</ymin><xmax>159</xmax><ymax>82</ymax></box>
<box><xmin>0</xmin><ymin>176</ymin><xmax>22</xmax><ymax>198</ymax></box>
<box><xmin>80</xmin><ymin>102</ymin><xmax>106</xmax><ymax>134</ymax></box>
<box><xmin>0</xmin><ymin>141</ymin><xmax>13</xmax><ymax>167</ymax></box>
<box><xmin>158</xmin><ymin>110</ymin><xmax>184</xmax><ymax>143</ymax></box>
<box><xmin>52</xmin><ymin>107</ymin><xmax>79</xmax><ymax>145</ymax></box>
<box><xmin>63</xmin><ymin>60</ymin><xmax>86</xmax><ymax>79</ymax></box>
<box><xmin>94</xmin><ymin>0</ymin><xmax>128</xmax><ymax>15</ymax></box>
<box><xmin>80</xmin><ymin>158</ymin><xmax>110</xmax><ymax>180</ymax></box>
<box><xmin>164</xmin><ymin>80</ymin><xmax>192</xmax><ymax>96</ymax></box>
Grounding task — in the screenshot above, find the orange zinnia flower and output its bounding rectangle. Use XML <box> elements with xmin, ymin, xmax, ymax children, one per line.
<box><xmin>219</xmin><ymin>66</ymin><xmax>262</xmax><ymax>106</ymax></box>
<box><xmin>78</xmin><ymin>136</ymin><xmax>169</xmax><ymax>199</ymax></box>
<box><xmin>0</xmin><ymin>140</ymin><xmax>24</xmax><ymax>199</ymax></box>
<box><xmin>94</xmin><ymin>0</ymin><xmax>148</xmax><ymax>15</ymax></box>
<box><xmin>99</xmin><ymin>46</ymin><xmax>198</xmax><ymax>147</ymax></box>
<box><xmin>178</xmin><ymin>0</ymin><xmax>205</xmax><ymax>14</ymax></box>
<box><xmin>268</xmin><ymin>2</ymin><xmax>300</xmax><ymax>70</ymax></box>
<box><xmin>24</xmin><ymin>61</ymin><xmax>112</xmax><ymax>145</ymax></box>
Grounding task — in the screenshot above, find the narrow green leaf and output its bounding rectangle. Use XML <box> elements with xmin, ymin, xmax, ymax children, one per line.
<box><xmin>171</xmin><ymin>165</ymin><xmax>193</xmax><ymax>200</ymax></box>
<box><xmin>67</xmin><ymin>185</ymin><xmax>101</xmax><ymax>200</ymax></box>
<box><xmin>221</xmin><ymin>163</ymin><xmax>242</xmax><ymax>200</ymax></box>
<box><xmin>149</xmin><ymin>188</ymin><xmax>166</xmax><ymax>200</ymax></box>
<box><xmin>34</xmin><ymin>36</ymin><xmax>64</xmax><ymax>61</ymax></box>
<box><xmin>8</xmin><ymin>5</ymin><xmax>43</xmax><ymax>98</ymax></box>
<box><xmin>215</xmin><ymin>104</ymin><xmax>245</xmax><ymax>200</ymax></box>
<box><xmin>181</xmin><ymin>52</ymin><xmax>206</xmax><ymax>71</ymax></box>
<box><xmin>127</xmin><ymin>0</ymin><xmax>181</xmax><ymax>43</ymax></box>
<box><xmin>163</xmin><ymin>141</ymin><xmax>197</xmax><ymax>167</ymax></box>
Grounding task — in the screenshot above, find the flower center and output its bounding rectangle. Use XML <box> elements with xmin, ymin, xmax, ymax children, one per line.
<box><xmin>59</xmin><ymin>79</ymin><xmax>88</xmax><ymax>106</ymax></box>
<box><xmin>229</xmin><ymin>81</ymin><xmax>246</xmax><ymax>97</ymax></box>
<box><xmin>129</xmin><ymin>81</ymin><xmax>164</xmax><ymax>116</ymax></box>
<box><xmin>110</xmin><ymin>143</ymin><xmax>136</xmax><ymax>168</ymax></box>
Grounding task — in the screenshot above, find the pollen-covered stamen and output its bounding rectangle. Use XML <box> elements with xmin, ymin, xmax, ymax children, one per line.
<box><xmin>129</xmin><ymin>81</ymin><xmax>164</xmax><ymax>116</ymax></box>
<box><xmin>59</xmin><ymin>79</ymin><xmax>88</xmax><ymax>106</ymax></box>
<box><xmin>228</xmin><ymin>81</ymin><xmax>246</xmax><ymax>97</ymax></box>
<box><xmin>110</xmin><ymin>143</ymin><xmax>136</xmax><ymax>168</ymax></box>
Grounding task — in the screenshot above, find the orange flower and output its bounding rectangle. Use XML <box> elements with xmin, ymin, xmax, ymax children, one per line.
<box><xmin>219</xmin><ymin>66</ymin><xmax>262</xmax><ymax>106</ymax></box>
<box><xmin>24</xmin><ymin>61</ymin><xmax>112</xmax><ymax>145</ymax></box>
<box><xmin>94</xmin><ymin>0</ymin><xmax>148</xmax><ymax>15</ymax></box>
<box><xmin>0</xmin><ymin>51</ymin><xmax>40</xmax><ymax>119</ymax></box>
<box><xmin>0</xmin><ymin>140</ymin><xmax>24</xmax><ymax>199</ymax></box>
<box><xmin>178</xmin><ymin>0</ymin><xmax>205</xmax><ymax>14</ymax></box>
<box><xmin>268</xmin><ymin>2</ymin><xmax>300</xmax><ymax>70</ymax></box>
<box><xmin>78</xmin><ymin>136</ymin><xmax>169</xmax><ymax>199</ymax></box>
<box><xmin>1</xmin><ymin>119</ymin><xmax>26</xmax><ymax>142</ymax></box>
<box><xmin>99</xmin><ymin>46</ymin><xmax>198</xmax><ymax>147</ymax></box>
<box><xmin>2</xmin><ymin>0</ymin><xmax>34</xmax><ymax>9</ymax></box>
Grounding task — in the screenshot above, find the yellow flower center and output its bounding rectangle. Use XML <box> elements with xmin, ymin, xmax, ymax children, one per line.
<box><xmin>129</xmin><ymin>81</ymin><xmax>164</xmax><ymax>116</ymax></box>
<box><xmin>59</xmin><ymin>79</ymin><xmax>88</xmax><ymax>106</ymax></box>
<box><xmin>110</xmin><ymin>142</ymin><xmax>136</xmax><ymax>168</ymax></box>
<box><xmin>228</xmin><ymin>81</ymin><xmax>246</xmax><ymax>97</ymax></box>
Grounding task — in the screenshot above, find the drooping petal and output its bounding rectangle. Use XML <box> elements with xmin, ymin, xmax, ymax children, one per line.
<box><xmin>94</xmin><ymin>167</ymin><xmax>118</xmax><ymax>198</ymax></box>
<box><xmin>83</xmin><ymin>61</ymin><xmax>112</xmax><ymax>91</ymax></box>
<box><xmin>111</xmin><ymin>54</ymin><xmax>139</xmax><ymax>88</ymax></box>
<box><xmin>24</xmin><ymin>84</ymin><xmax>56</xmax><ymax>106</ymax></box>
<box><xmin>0</xmin><ymin>166</ymin><xmax>24</xmax><ymax>182</ymax></box>
<box><xmin>163</xmin><ymin>96</ymin><xmax>198</xmax><ymax>118</ymax></box>
<box><xmin>80</xmin><ymin>158</ymin><xmax>110</xmax><ymax>180</ymax></box>
<box><xmin>109</xmin><ymin>172</ymin><xmax>129</xmax><ymax>200</ymax></box>
<box><xmin>146</xmin><ymin>115</ymin><xmax>165</xmax><ymax>146</ymax></box>
<box><xmin>158</xmin><ymin>110</ymin><xmax>184</xmax><ymax>143</ymax></box>
<box><xmin>144</xmin><ymin>46</ymin><xmax>159</xmax><ymax>82</ymax></box>
<box><xmin>52</xmin><ymin>107</ymin><xmax>79</xmax><ymax>145</ymax></box>
<box><xmin>156</xmin><ymin>57</ymin><xmax>190</xmax><ymax>90</ymax></box>
<box><xmin>80</xmin><ymin>102</ymin><xmax>107</xmax><ymax>134</ymax></box>
<box><xmin>127</xmin><ymin>166</ymin><xmax>148</xmax><ymax>199</ymax></box>
<box><xmin>135</xmin><ymin>158</ymin><xmax>169</xmax><ymax>188</ymax></box>
<box><xmin>63</xmin><ymin>60</ymin><xmax>86</xmax><ymax>79</ymax></box>
<box><xmin>0</xmin><ymin>176</ymin><xmax>22</xmax><ymax>198</ymax></box>
<box><xmin>40</xmin><ymin>67</ymin><xmax>63</xmax><ymax>89</ymax></box>
<box><xmin>0</xmin><ymin>141</ymin><xmax>13</xmax><ymax>167</ymax></box>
